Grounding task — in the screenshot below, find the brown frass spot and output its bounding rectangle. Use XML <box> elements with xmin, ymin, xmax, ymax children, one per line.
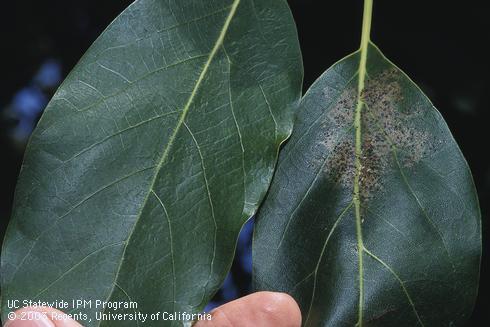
<box><xmin>360</xmin><ymin>68</ymin><xmax>431</xmax><ymax>199</ymax></box>
<box><xmin>318</xmin><ymin>68</ymin><xmax>438</xmax><ymax>203</ymax></box>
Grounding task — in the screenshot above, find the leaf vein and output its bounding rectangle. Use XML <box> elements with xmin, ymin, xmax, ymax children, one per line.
<box><xmin>363</xmin><ymin>247</ymin><xmax>424</xmax><ymax>326</ymax></box>
<box><xmin>151</xmin><ymin>191</ymin><xmax>176</xmax><ymax>317</ymax></box>
<box><xmin>31</xmin><ymin>242</ymin><xmax>125</xmax><ymax>301</ymax></box>
<box><xmin>304</xmin><ymin>201</ymin><xmax>354</xmax><ymax>327</ymax></box>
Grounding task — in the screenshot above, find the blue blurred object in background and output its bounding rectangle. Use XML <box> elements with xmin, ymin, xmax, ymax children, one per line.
<box><xmin>12</xmin><ymin>86</ymin><xmax>46</xmax><ymax>115</ymax></box>
<box><xmin>11</xmin><ymin>86</ymin><xmax>47</xmax><ymax>139</ymax></box>
<box><xmin>206</xmin><ymin>219</ymin><xmax>254</xmax><ymax>312</ymax></box>
<box><xmin>5</xmin><ymin>59</ymin><xmax>62</xmax><ymax>142</ymax></box>
<box><xmin>238</xmin><ymin>218</ymin><xmax>253</xmax><ymax>274</ymax></box>
<box><xmin>35</xmin><ymin>59</ymin><xmax>63</xmax><ymax>89</ymax></box>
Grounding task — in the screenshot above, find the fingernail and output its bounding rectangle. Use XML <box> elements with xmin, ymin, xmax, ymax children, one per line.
<box><xmin>5</xmin><ymin>311</ymin><xmax>55</xmax><ymax>327</ymax></box>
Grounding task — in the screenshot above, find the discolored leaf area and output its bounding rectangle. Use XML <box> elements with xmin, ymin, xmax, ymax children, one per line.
<box><xmin>1</xmin><ymin>0</ymin><xmax>302</xmax><ymax>325</ymax></box>
<box><xmin>253</xmin><ymin>43</ymin><xmax>481</xmax><ymax>326</ymax></box>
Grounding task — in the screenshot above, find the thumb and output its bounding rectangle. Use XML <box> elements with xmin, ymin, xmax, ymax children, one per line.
<box><xmin>195</xmin><ymin>292</ymin><xmax>301</xmax><ymax>327</ymax></box>
<box><xmin>4</xmin><ymin>307</ymin><xmax>83</xmax><ymax>327</ymax></box>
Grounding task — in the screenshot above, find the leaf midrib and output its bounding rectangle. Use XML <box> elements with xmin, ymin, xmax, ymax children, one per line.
<box><xmin>95</xmin><ymin>0</ymin><xmax>242</xmax><ymax>322</ymax></box>
<box><xmin>353</xmin><ymin>3</ymin><xmax>371</xmax><ymax>326</ymax></box>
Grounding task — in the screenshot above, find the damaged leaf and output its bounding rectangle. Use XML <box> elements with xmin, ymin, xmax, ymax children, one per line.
<box><xmin>253</xmin><ymin>43</ymin><xmax>481</xmax><ymax>326</ymax></box>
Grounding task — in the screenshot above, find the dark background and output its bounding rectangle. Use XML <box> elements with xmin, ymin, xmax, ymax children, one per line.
<box><xmin>1</xmin><ymin>0</ymin><xmax>488</xmax><ymax>325</ymax></box>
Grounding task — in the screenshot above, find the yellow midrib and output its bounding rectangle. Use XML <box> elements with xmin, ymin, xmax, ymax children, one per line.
<box><xmin>353</xmin><ymin>0</ymin><xmax>373</xmax><ymax>326</ymax></box>
<box><xmin>97</xmin><ymin>1</ymin><xmax>241</xmax><ymax>324</ymax></box>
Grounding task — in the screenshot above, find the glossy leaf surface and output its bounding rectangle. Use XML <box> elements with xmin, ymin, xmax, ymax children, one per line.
<box><xmin>1</xmin><ymin>0</ymin><xmax>302</xmax><ymax>325</ymax></box>
<box><xmin>253</xmin><ymin>43</ymin><xmax>481</xmax><ymax>326</ymax></box>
